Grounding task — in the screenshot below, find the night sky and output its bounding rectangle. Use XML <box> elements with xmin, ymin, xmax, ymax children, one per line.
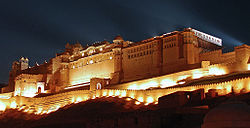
<box><xmin>0</xmin><ymin>0</ymin><xmax>249</xmax><ymax>83</ymax></box>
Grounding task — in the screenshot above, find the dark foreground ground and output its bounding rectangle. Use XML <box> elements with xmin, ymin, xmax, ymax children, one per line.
<box><xmin>0</xmin><ymin>93</ymin><xmax>249</xmax><ymax>128</ymax></box>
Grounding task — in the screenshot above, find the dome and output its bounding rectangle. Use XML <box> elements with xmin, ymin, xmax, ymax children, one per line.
<box><xmin>202</xmin><ymin>101</ymin><xmax>250</xmax><ymax>128</ymax></box>
<box><xmin>113</xmin><ymin>35</ymin><xmax>123</xmax><ymax>41</ymax></box>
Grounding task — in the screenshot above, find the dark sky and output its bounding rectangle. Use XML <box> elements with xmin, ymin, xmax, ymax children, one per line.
<box><xmin>0</xmin><ymin>0</ymin><xmax>249</xmax><ymax>83</ymax></box>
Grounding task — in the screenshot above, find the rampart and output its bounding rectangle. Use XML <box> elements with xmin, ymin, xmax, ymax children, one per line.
<box><xmin>0</xmin><ymin>76</ymin><xmax>249</xmax><ymax>114</ymax></box>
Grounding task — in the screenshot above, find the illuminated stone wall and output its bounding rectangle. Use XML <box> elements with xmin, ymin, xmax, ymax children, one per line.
<box><xmin>200</xmin><ymin>50</ymin><xmax>236</xmax><ymax>64</ymax></box>
<box><xmin>0</xmin><ymin>76</ymin><xmax>249</xmax><ymax>114</ymax></box>
<box><xmin>122</xmin><ymin>41</ymin><xmax>159</xmax><ymax>82</ymax></box>
<box><xmin>68</xmin><ymin>51</ymin><xmax>115</xmax><ymax>85</ymax></box>
<box><xmin>14</xmin><ymin>74</ymin><xmax>45</xmax><ymax>97</ymax></box>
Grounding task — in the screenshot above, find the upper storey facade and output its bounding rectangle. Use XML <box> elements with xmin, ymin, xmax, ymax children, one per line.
<box><xmin>8</xmin><ymin>27</ymin><xmax>250</xmax><ymax>97</ymax></box>
<box><xmin>48</xmin><ymin>28</ymin><xmax>224</xmax><ymax>91</ymax></box>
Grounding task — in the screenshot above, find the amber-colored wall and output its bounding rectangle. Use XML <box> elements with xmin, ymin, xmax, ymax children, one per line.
<box><xmin>0</xmin><ymin>76</ymin><xmax>249</xmax><ymax>114</ymax></box>
<box><xmin>68</xmin><ymin>52</ymin><xmax>115</xmax><ymax>85</ymax></box>
<box><xmin>122</xmin><ymin>41</ymin><xmax>159</xmax><ymax>82</ymax></box>
<box><xmin>14</xmin><ymin>74</ymin><xmax>44</xmax><ymax>97</ymax></box>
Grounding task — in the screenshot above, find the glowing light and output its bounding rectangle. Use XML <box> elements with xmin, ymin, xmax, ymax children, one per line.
<box><xmin>209</xmin><ymin>67</ymin><xmax>226</xmax><ymax>75</ymax></box>
<box><xmin>108</xmin><ymin>91</ymin><xmax>113</xmax><ymax>96</ymax></box>
<box><xmin>102</xmin><ymin>91</ymin><xmax>107</xmax><ymax>96</ymax></box>
<box><xmin>192</xmin><ymin>70</ymin><xmax>203</xmax><ymax>79</ymax></box>
<box><xmin>71</xmin><ymin>97</ymin><xmax>75</xmax><ymax>103</ymax></box>
<box><xmin>10</xmin><ymin>101</ymin><xmax>17</xmax><ymax>108</ymax></box>
<box><xmin>226</xmin><ymin>85</ymin><xmax>232</xmax><ymax>93</ymax></box>
<box><xmin>216</xmin><ymin>86</ymin><xmax>223</xmax><ymax>90</ymax></box>
<box><xmin>55</xmin><ymin>105</ymin><xmax>60</xmax><ymax>110</ymax></box>
<box><xmin>41</xmin><ymin>110</ymin><xmax>47</xmax><ymax>115</ymax></box>
<box><xmin>160</xmin><ymin>79</ymin><xmax>176</xmax><ymax>88</ymax></box>
<box><xmin>47</xmin><ymin>110</ymin><xmax>53</xmax><ymax>114</ymax></box>
<box><xmin>146</xmin><ymin>97</ymin><xmax>154</xmax><ymax>103</ymax></box>
<box><xmin>138</xmin><ymin>97</ymin><xmax>144</xmax><ymax>102</ymax></box>
<box><xmin>140</xmin><ymin>81</ymin><xmax>158</xmax><ymax>89</ymax></box>
<box><xmin>129</xmin><ymin>93</ymin><xmax>135</xmax><ymax>99</ymax></box>
<box><xmin>121</xmin><ymin>91</ymin><xmax>126</xmax><ymax>97</ymax></box>
<box><xmin>109</xmin><ymin>56</ymin><xmax>112</xmax><ymax>60</ymax></box>
<box><xmin>76</xmin><ymin>97</ymin><xmax>82</xmax><ymax>103</ymax></box>
<box><xmin>128</xmin><ymin>84</ymin><xmax>137</xmax><ymax>90</ymax></box>
<box><xmin>24</xmin><ymin>108</ymin><xmax>29</xmax><ymax>112</ymax></box>
<box><xmin>100</xmin><ymin>48</ymin><xmax>103</xmax><ymax>51</ymax></box>
<box><xmin>178</xmin><ymin>75</ymin><xmax>189</xmax><ymax>81</ymax></box>
<box><xmin>128</xmin><ymin>81</ymin><xmax>159</xmax><ymax>90</ymax></box>
<box><xmin>135</xmin><ymin>101</ymin><xmax>140</xmax><ymax>105</ymax></box>
<box><xmin>178</xmin><ymin>81</ymin><xmax>185</xmax><ymax>84</ymax></box>
<box><xmin>126</xmin><ymin>98</ymin><xmax>131</xmax><ymax>101</ymax></box>
<box><xmin>0</xmin><ymin>102</ymin><xmax>6</xmax><ymax>111</ymax></box>
<box><xmin>20</xmin><ymin>86</ymin><xmax>38</xmax><ymax>97</ymax></box>
<box><xmin>248</xmin><ymin>64</ymin><xmax>250</xmax><ymax>70</ymax></box>
<box><xmin>115</xmin><ymin>91</ymin><xmax>120</xmax><ymax>96</ymax></box>
<box><xmin>89</xmin><ymin>60</ymin><xmax>93</xmax><ymax>64</ymax></box>
<box><xmin>35</xmin><ymin>108</ymin><xmax>43</xmax><ymax>115</ymax></box>
<box><xmin>19</xmin><ymin>105</ymin><xmax>26</xmax><ymax>111</ymax></box>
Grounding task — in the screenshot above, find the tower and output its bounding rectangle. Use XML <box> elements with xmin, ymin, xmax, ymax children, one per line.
<box><xmin>19</xmin><ymin>57</ymin><xmax>29</xmax><ymax>70</ymax></box>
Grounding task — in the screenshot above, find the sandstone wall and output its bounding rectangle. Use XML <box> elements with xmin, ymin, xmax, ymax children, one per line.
<box><xmin>0</xmin><ymin>76</ymin><xmax>248</xmax><ymax>114</ymax></box>
<box><xmin>68</xmin><ymin>52</ymin><xmax>115</xmax><ymax>85</ymax></box>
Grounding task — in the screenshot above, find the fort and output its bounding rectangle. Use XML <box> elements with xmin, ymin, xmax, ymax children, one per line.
<box><xmin>0</xmin><ymin>28</ymin><xmax>249</xmax><ymax>115</ymax></box>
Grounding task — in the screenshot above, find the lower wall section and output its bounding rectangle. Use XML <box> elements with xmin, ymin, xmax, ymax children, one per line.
<box><xmin>0</xmin><ymin>77</ymin><xmax>249</xmax><ymax>114</ymax></box>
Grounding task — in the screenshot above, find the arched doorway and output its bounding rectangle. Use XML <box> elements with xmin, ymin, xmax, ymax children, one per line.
<box><xmin>96</xmin><ymin>83</ymin><xmax>102</xmax><ymax>90</ymax></box>
<box><xmin>37</xmin><ymin>87</ymin><xmax>41</xmax><ymax>93</ymax></box>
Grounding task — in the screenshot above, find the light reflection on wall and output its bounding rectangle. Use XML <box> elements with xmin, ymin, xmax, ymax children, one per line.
<box><xmin>209</xmin><ymin>67</ymin><xmax>226</xmax><ymax>75</ymax></box>
<box><xmin>0</xmin><ymin>75</ymin><xmax>249</xmax><ymax>115</ymax></box>
<box><xmin>192</xmin><ymin>70</ymin><xmax>204</xmax><ymax>79</ymax></box>
<box><xmin>138</xmin><ymin>97</ymin><xmax>144</xmax><ymax>102</ymax></box>
<box><xmin>146</xmin><ymin>97</ymin><xmax>154</xmax><ymax>103</ymax></box>
<box><xmin>0</xmin><ymin>102</ymin><xmax>6</xmax><ymax>111</ymax></box>
<box><xmin>160</xmin><ymin>79</ymin><xmax>176</xmax><ymax>88</ymax></box>
<box><xmin>10</xmin><ymin>101</ymin><xmax>17</xmax><ymax>108</ymax></box>
<box><xmin>120</xmin><ymin>66</ymin><xmax>227</xmax><ymax>90</ymax></box>
<box><xmin>19</xmin><ymin>86</ymin><xmax>38</xmax><ymax>97</ymax></box>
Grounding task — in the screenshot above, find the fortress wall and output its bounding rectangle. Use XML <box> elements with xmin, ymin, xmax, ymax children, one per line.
<box><xmin>95</xmin><ymin>76</ymin><xmax>250</xmax><ymax>104</ymax></box>
<box><xmin>107</xmin><ymin>63</ymin><xmax>232</xmax><ymax>90</ymax></box>
<box><xmin>0</xmin><ymin>77</ymin><xmax>249</xmax><ymax>114</ymax></box>
<box><xmin>15</xmin><ymin>74</ymin><xmax>44</xmax><ymax>97</ymax></box>
<box><xmin>0</xmin><ymin>90</ymin><xmax>91</xmax><ymax>114</ymax></box>
<box><xmin>221</xmin><ymin>51</ymin><xmax>236</xmax><ymax>63</ymax></box>
<box><xmin>122</xmin><ymin>41</ymin><xmax>159</xmax><ymax>82</ymax></box>
<box><xmin>68</xmin><ymin>52</ymin><xmax>115</xmax><ymax>85</ymax></box>
<box><xmin>162</xmin><ymin>35</ymin><xmax>180</xmax><ymax>64</ymax></box>
<box><xmin>0</xmin><ymin>92</ymin><xmax>13</xmax><ymax>99</ymax></box>
<box><xmin>199</xmin><ymin>50</ymin><xmax>222</xmax><ymax>64</ymax></box>
<box><xmin>199</xmin><ymin>50</ymin><xmax>236</xmax><ymax>64</ymax></box>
